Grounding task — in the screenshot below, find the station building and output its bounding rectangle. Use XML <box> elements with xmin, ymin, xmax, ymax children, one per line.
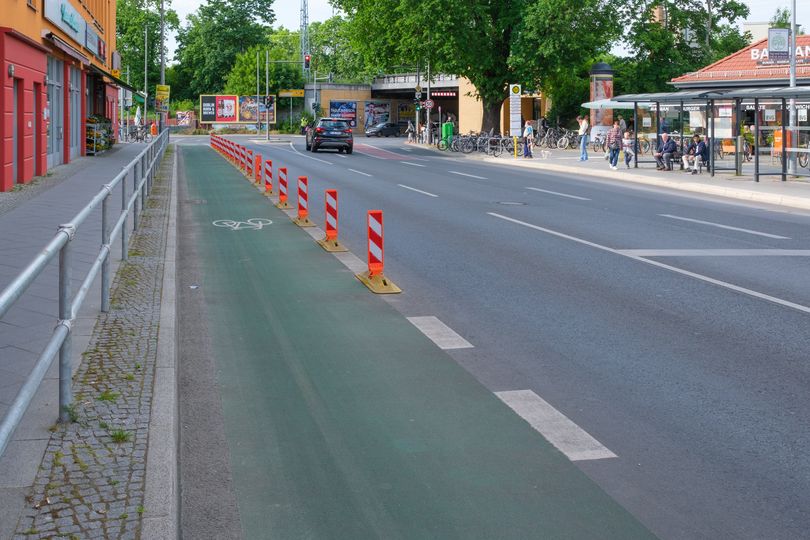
<box><xmin>1</xmin><ymin>0</ymin><xmax>129</xmax><ymax>192</ymax></box>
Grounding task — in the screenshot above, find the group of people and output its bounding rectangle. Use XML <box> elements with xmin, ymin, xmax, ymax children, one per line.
<box><xmin>652</xmin><ymin>132</ymin><xmax>709</xmax><ymax>174</ymax></box>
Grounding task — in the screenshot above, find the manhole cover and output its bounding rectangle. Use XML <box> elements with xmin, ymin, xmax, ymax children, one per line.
<box><xmin>497</xmin><ymin>201</ymin><xmax>527</xmax><ymax>206</ymax></box>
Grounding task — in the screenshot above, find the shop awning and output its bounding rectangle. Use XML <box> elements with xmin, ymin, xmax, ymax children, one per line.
<box><xmin>88</xmin><ymin>63</ymin><xmax>142</xmax><ymax>96</ymax></box>
<box><xmin>42</xmin><ymin>32</ymin><xmax>89</xmax><ymax>65</ymax></box>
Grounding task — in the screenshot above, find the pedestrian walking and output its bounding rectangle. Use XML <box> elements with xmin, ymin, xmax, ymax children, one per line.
<box><xmin>522</xmin><ymin>121</ymin><xmax>534</xmax><ymax>158</ymax></box>
<box><xmin>406</xmin><ymin>120</ymin><xmax>415</xmax><ymax>143</ymax></box>
<box><xmin>577</xmin><ymin>115</ymin><xmax>590</xmax><ymax>161</ymax></box>
<box><xmin>606</xmin><ymin>120</ymin><xmax>622</xmax><ymax>170</ymax></box>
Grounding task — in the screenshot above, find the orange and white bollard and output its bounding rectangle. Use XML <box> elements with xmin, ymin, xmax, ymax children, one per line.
<box><xmin>263</xmin><ymin>160</ymin><xmax>274</xmax><ymax>196</ymax></box>
<box><xmin>355</xmin><ymin>210</ymin><xmax>401</xmax><ymax>293</ymax></box>
<box><xmin>317</xmin><ymin>189</ymin><xmax>347</xmax><ymax>252</ymax></box>
<box><xmin>246</xmin><ymin>149</ymin><xmax>254</xmax><ymax>178</ymax></box>
<box><xmin>254</xmin><ymin>154</ymin><xmax>262</xmax><ymax>184</ymax></box>
<box><xmin>275</xmin><ymin>167</ymin><xmax>291</xmax><ymax>209</ymax></box>
<box><xmin>292</xmin><ymin>176</ymin><xmax>315</xmax><ymax>227</ymax></box>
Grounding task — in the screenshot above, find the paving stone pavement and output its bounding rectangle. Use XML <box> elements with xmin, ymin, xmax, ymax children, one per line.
<box><xmin>10</xmin><ymin>148</ymin><xmax>174</xmax><ymax>539</ymax></box>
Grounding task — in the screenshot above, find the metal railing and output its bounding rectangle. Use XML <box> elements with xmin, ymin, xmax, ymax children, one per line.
<box><xmin>0</xmin><ymin>130</ymin><xmax>170</xmax><ymax>458</ymax></box>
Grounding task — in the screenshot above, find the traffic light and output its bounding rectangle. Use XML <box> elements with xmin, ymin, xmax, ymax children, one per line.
<box><xmin>304</xmin><ymin>54</ymin><xmax>311</xmax><ymax>69</ymax></box>
<box><xmin>414</xmin><ymin>99</ymin><xmax>421</xmax><ymax>111</ymax></box>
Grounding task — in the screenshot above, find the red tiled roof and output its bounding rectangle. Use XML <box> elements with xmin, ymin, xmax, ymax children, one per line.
<box><xmin>672</xmin><ymin>35</ymin><xmax>810</xmax><ymax>85</ymax></box>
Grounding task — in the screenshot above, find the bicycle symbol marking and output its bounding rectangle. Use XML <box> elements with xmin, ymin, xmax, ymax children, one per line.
<box><xmin>212</xmin><ymin>218</ymin><xmax>273</xmax><ymax>231</ymax></box>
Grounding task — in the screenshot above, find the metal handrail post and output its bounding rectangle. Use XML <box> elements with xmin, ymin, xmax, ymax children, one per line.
<box><xmin>142</xmin><ymin>152</ymin><xmax>148</xmax><ymax>208</ymax></box>
<box><xmin>122</xmin><ymin>164</ymin><xmax>129</xmax><ymax>261</ymax></box>
<box><xmin>782</xmin><ymin>98</ymin><xmax>787</xmax><ymax>182</ymax></box>
<box><xmin>134</xmin><ymin>159</ymin><xmax>141</xmax><ymax>230</ymax></box>
<box><xmin>57</xmin><ymin>225</ymin><xmax>74</xmax><ymax>423</ymax></box>
<box><xmin>101</xmin><ymin>192</ymin><xmax>111</xmax><ymax>312</ymax></box>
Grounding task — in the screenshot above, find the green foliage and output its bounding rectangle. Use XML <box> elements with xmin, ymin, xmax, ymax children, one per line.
<box><xmin>169</xmin><ymin>99</ymin><xmax>195</xmax><ymax>115</ymax></box>
<box><xmin>115</xmin><ymin>0</ymin><xmax>180</xmax><ymax>94</ymax></box>
<box><xmin>223</xmin><ymin>43</ymin><xmax>303</xmax><ymax>96</ymax></box>
<box><xmin>770</xmin><ymin>8</ymin><xmax>804</xmax><ymax>34</ymax></box>
<box><xmin>611</xmin><ymin>0</ymin><xmax>751</xmax><ymax>95</ymax></box>
<box><xmin>173</xmin><ymin>0</ymin><xmax>276</xmax><ymax>99</ymax></box>
<box><xmin>308</xmin><ymin>17</ymin><xmax>376</xmax><ymax>83</ymax></box>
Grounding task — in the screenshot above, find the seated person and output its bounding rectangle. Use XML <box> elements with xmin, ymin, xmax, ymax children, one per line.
<box><xmin>681</xmin><ymin>134</ymin><xmax>708</xmax><ymax>174</ymax></box>
<box><xmin>654</xmin><ymin>132</ymin><xmax>677</xmax><ymax>171</ymax></box>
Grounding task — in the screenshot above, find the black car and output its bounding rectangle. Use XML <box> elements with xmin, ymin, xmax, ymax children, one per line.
<box><xmin>365</xmin><ymin>122</ymin><xmax>400</xmax><ymax>137</ymax></box>
<box><xmin>306</xmin><ymin>118</ymin><xmax>353</xmax><ymax>153</ymax></box>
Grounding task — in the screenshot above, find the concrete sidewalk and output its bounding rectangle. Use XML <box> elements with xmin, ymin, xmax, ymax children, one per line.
<box><xmin>0</xmin><ymin>140</ymin><xmax>168</xmax><ymax>539</ymax></box>
<box><xmin>428</xmin><ymin>142</ymin><xmax>810</xmax><ymax>212</ymax></box>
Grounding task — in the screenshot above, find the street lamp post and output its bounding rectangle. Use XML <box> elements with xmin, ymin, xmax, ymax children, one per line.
<box><xmin>159</xmin><ymin>0</ymin><xmax>165</xmax><ymax>132</ymax></box>
<box><xmin>788</xmin><ymin>0</ymin><xmax>797</xmax><ymax>175</ymax></box>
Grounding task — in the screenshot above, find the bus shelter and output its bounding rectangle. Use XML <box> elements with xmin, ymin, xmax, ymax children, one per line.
<box><xmin>612</xmin><ymin>87</ymin><xmax>810</xmax><ymax>182</ymax></box>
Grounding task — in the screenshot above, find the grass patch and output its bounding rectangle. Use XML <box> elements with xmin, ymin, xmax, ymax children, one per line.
<box><xmin>53</xmin><ymin>450</ymin><xmax>64</xmax><ymax>467</ymax></box>
<box><xmin>99</xmin><ymin>421</ymin><xmax>109</xmax><ymax>429</ymax></box>
<box><xmin>62</xmin><ymin>403</ymin><xmax>79</xmax><ymax>423</ymax></box>
<box><xmin>134</xmin><ymin>363</ymin><xmax>142</xmax><ymax>370</ymax></box>
<box><xmin>128</xmin><ymin>249</ymin><xmax>145</xmax><ymax>257</ymax></box>
<box><xmin>137</xmin><ymin>505</ymin><xmax>145</xmax><ymax>515</ymax></box>
<box><xmin>110</xmin><ymin>479</ymin><xmax>119</xmax><ymax>486</ymax></box>
<box><xmin>97</xmin><ymin>390</ymin><xmax>119</xmax><ymax>402</ymax></box>
<box><xmin>110</xmin><ymin>429</ymin><xmax>132</xmax><ymax>443</ymax></box>
<box><xmin>125</xmin><ymin>373</ymin><xmax>135</xmax><ymax>381</ymax></box>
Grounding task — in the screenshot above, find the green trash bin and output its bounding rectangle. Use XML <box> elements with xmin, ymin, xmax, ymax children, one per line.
<box><xmin>442</xmin><ymin>122</ymin><xmax>454</xmax><ymax>145</ymax></box>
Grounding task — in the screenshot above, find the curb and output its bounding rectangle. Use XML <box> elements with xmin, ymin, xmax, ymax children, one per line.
<box><xmin>142</xmin><ymin>144</ymin><xmax>179</xmax><ymax>539</ymax></box>
<box><xmin>480</xmin><ymin>156</ymin><xmax>810</xmax><ymax>212</ymax></box>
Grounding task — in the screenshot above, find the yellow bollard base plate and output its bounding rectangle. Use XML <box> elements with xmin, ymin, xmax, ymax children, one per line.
<box><xmin>317</xmin><ymin>237</ymin><xmax>348</xmax><ymax>252</ymax></box>
<box><xmin>355</xmin><ymin>271</ymin><xmax>402</xmax><ymax>294</ymax></box>
<box><xmin>292</xmin><ymin>216</ymin><xmax>316</xmax><ymax>228</ymax></box>
<box><xmin>276</xmin><ymin>201</ymin><xmax>291</xmax><ymax>209</ymax></box>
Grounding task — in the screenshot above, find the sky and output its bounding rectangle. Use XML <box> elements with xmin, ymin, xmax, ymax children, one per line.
<box><xmin>165</xmin><ymin>0</ymin><xmax>810</xmax><ymax>61</ymax></box>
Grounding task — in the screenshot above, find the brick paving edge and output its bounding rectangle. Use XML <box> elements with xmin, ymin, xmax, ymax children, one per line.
<box><xmin>141</xmin><ymin>143</ymin><xmax>179</xmax><ymax>539</ymax></box>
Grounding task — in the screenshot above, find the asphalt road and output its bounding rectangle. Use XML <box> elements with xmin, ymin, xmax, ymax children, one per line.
<box><xmin>177</xmin><ymin>134</ymin><xmax>810</xmax><ymax>539</ymax></box>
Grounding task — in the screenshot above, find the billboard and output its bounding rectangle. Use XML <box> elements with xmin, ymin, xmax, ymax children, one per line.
<box><xmin>329</xmin><ymin>101</ymin><xmax>357</xmax><ymax>127</ymax></box>
<box><xmin>363</xmin><ymin>101</ymin><xmax>391</xmax><ymax>130</ymax></box>
<box><xmin>199</xmin><ymin>94</ymin><xmax>275</xmax><ymax>124</ymax></box>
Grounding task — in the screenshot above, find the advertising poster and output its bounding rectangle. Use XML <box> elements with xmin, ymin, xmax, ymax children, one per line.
<box><xmin>329</xmin><ymin>101</ymin><xmax>357</xmax><ymax>127</ymax></box>
<box><xmin>364</xmin><ymin>101</ymin><xmax>391</xmax><ymax>129</ymax></box>
<box><xmin>590</xmin><ymin>75</ymin><xmax>614</xmax><ymax>127</ymax></box>
<box><xmin>238</xmin><ymin>96</ymin><xmax>260</xmax><ymax>122</ymax></box>
<box><xmin>199</xmin><ymin>95</ymin><xmax>217</xmax><ymax>123</ymax></box>
<box><xmin>398</xmin><ymin>102</ymin><xmax>415</xmax><ymax>122</ymax></box>
<box><xmin>176</xmin><ymin>111</ymin><xmax>193</xmax><ymax>126</ymax></box>
<box><xmin>215</xmin><ymin>95</ymin><xmax>237</xmax><ymax>122</ymax></box>
<box><xmin>237</xmin><ymin>96</ymin><xmax>277</xmax><ymax>124</ymax></box>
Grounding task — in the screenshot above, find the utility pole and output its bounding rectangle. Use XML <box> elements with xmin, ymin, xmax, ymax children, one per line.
<box><xmin>256</xmin><ymin>50</ymin><xmax>260</xmax><ymax>133</ymax></box>
<box><xmin>266</xmin><ymin>50</ymin><xmax>270</xmax><ymax>140</ymax></box>
<box><xmin>788</xmin><ymin>0</ymin><xmax>797</xmax><ymax>175</ymax></box>
<box><xmin>144</xmin><ymin>27</ymin><xmax>148</xmax><ymax>126</ymax></box>
<box><xmin>159</xmin><ymin>0</ymin><xmax>165</xmax><ymax>131</ymax></box>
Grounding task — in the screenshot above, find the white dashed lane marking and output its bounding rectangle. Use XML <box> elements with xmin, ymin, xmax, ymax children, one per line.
<box><xmin>406</xmin><ymin>316</ymin><xmax>473</xmax><ymax>350</ymax></box>
<box><xmin>659</xmin><ymin>214</ymin><xmax>790</xmax><ymax>239</ymax></box>
<box><xmin>398</xmin><ymin>184</ymin><xmax>437</xmax><ymax>198</ymax></box>
<box><xmin>496</xmin><ymin>390</ymin><xmax>617</xmax><ymax>461</ymax></box>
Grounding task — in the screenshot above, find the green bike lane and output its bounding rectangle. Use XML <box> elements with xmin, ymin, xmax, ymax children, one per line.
<box><xmin>179</xmin><ymin>144</ymin><xmax>656</xmax><ymax>539</ymax></box>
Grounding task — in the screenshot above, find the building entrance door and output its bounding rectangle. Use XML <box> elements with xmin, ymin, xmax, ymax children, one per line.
<box><xmin>46</xmin><ymin>57</ymin><xmax>64</xmax><ymax>169</ymax></box>
<box><xmin>69</xmin><ymin>66</ymin><xmax>81</xmax><ymax>159</ymax></box>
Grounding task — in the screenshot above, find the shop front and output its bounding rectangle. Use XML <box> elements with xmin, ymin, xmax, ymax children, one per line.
<box><xmin>0</xmin><ymin>0</ymin><xmax>128</xmax><ymax>191</ymax></box>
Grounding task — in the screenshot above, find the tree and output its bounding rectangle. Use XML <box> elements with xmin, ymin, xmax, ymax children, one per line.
<box><xmin>223</xmin><ymin>43</ymin><xmax>303</xmax><ymax>96</ymax></box>
<box><xmin>333</xmin><ymin>0</ymin><xmax>617</xmax><ymax>131</ymax></box>
<box><xmin>115</xmin><ymin>0</ymin><xmax>180</xmax><ymax>96</ymax></box>
<box><xmin>770</xmin><ymin>8</ymin><xmax>804</xmax><ymax>34</ymax></box>
<box><xmin>308</xmin><ymin>17</ymin><xmax>375</xmax><ymax>84</ymax></box>
<box><xmin>173</xmin><ymin>0</ymin><xmax>276</xmax><ymax>98</ymax></box>
<box><xmin>610</xmin><ymin>0</ymin><xmax>751</xmax><ymax>95</ymax></box>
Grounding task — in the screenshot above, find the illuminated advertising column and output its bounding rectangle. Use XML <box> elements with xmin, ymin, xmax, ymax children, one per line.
<box><xmin>589</xmin><ymin>62</ymin><xmax>614</xmax><ymax>133</ymax></box>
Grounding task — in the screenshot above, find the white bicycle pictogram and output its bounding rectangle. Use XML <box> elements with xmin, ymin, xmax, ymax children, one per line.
<box><xmin>212</xmin><ymin>218</ymin><xmax>273</xmax><ymax>231</ymax></box>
